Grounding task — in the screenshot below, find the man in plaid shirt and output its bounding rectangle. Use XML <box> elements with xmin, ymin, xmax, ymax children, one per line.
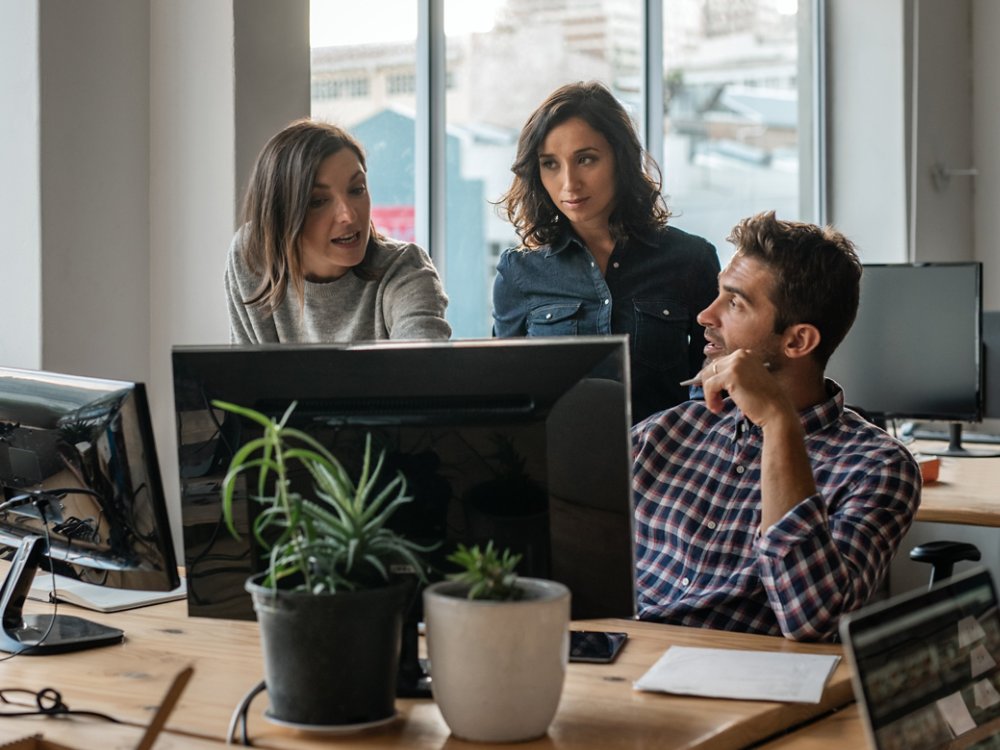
<box><xmin>632</xmin><ymin>211</ymin><xmax>921</xmax><ymax>642</ymax></box>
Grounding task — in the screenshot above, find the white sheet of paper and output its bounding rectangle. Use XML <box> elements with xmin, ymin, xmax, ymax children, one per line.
<box><xmin>633</xmin><ymin>646</ymin><xmax>840</xmax><ymax>704</ymax></box>
<box><xmin>974</xmin><ymin>679</ymin><xmax>1000</xmax><ymax>710</ymax></box>
<box><xmin>938</xmin><ymin>691</ymin><xmax>977</xmax><ymax>736</ymax></box>
<box><xmin>958</xmin><ymin>615</ymin><xmax>987</xmax><ymax>649</ymax></box>
<box><xmin>970</xmin><ymin>643</ymin><xmax>997</xmax><ymax>678</ymax></box>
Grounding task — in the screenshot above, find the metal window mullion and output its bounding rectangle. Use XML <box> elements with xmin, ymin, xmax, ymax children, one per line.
<box><xmin>812</xmin><ymin>0</ymin><xmax>828</xmax><ymax>225</ymax></box>
<box><xmin>642</xmin><ymin>0</ymin><xmax>665</xmax><ymax>171</ymax></box>
<box><xmin>416</xmin><ymin>0</ymin><xmax>446</xmax><ymax>277</ymax></box>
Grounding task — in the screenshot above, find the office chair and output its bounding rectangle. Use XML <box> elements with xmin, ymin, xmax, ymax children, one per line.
<box><xmin>909</xmin><ymin>540</ymin><xmax>982</xmax><ymax>589</ymax></box>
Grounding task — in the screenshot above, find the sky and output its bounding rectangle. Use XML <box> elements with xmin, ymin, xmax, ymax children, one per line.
<box><xmin>310</xmin><ymin>0</ymin><xmax>504</xmax><ymax>47</ymax></box>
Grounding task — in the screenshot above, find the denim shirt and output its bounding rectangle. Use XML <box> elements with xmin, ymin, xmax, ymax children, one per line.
<box><xmin>492</xmin><ymin>225</ymin><xmax>720</xmax><ymax>423</ymax></box>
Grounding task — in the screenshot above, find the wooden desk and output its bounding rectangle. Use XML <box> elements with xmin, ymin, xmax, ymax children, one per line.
<box><xmin>0</xmin><ymin>601</ymin><xmax>853</xmax><ymax>750</ymax></box>
<box><xmin>914</xmin><ymin>443</ymin><xmax>1000</xmax><ymax>526</ymax></box>
<box><xmin>755</xmin><ymin>704</ymin><xmax>867</xmax><ymax>749</ymax></box>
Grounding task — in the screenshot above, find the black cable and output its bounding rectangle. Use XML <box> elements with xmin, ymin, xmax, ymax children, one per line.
<box><xmin>1</xmin><ymin>487</ymin><xmax>102</xmax><ymax>512</ymax></box>
<box><xmin>226</xmin><ymin>679</ymin><xmax>266</xmax><ymax>746</ymax></box>
<box><xmin>0</xmin><ymin>686</ymin><xmax>123</xmax><ymax>723</ymax></box>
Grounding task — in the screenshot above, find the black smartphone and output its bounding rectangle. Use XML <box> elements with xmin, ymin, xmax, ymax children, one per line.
<box><xmin>569</xmin><ymin>630</ymin><xmax>628</xmax><ymax>663</ymax></box>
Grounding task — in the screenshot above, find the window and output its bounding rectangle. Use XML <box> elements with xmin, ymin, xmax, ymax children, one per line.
<box><xmin>662</xmin><ymin>0</ymin><xmax>813</xmax><ymax>266</ymax></box>
<box><xmin>311</xmin><ymin>2</ymin><xmax>419</xmax><ymax>246</ymax></box>
<box><xmin>387</xmin><ymin>73</ymin><xmax>416</xmax><ymax>95</ymax></box>
<box><xmin>311</xmin><ymin>0</ymin><xmax>819</xmax><ymax>337</ymax></box>
<box><xmin>442</xmin><ymin>0</ymin><xmax>643</xmax><ymax>337</ymax></box>
<box><xmin>311</xmin><ymin>75</ymin><xmax>371</xmax><ymax>100</ymax></box>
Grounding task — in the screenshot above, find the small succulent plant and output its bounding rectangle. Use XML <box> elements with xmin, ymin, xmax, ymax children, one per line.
<box><xmin>446</xmin><ymin>541</ymin><xmax>523</xmax><ymax>601</ymax></box>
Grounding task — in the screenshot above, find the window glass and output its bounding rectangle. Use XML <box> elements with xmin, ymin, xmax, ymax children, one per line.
<box><xmin>311</xmin><ymin>0</ymin><xmax>810</xmax><ymax>337</ymax></box>
<box><xmin>311</xmin><ymin>1</ymin><xmax>419</xmax><ymax>246</ymax></box>
<box><xmin>444</xmin><ymin>0</ymin><xmax>644</xmax><ymax>337</ymax></box>
<box><xmin>663</xmin><ymin>0</ymin><xmax>803</xmax><ymax>266</ymax></box>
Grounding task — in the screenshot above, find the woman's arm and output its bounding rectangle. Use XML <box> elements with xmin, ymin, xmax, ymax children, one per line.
<box><xmin>380</xmin><ymin>244</ymin><xmax>452</xmax><ymax>340</ymax></box>
<box><xmin>224</xmin><ymin>234</ymin><xmax>260</xmax><ymax>344</ymax></box>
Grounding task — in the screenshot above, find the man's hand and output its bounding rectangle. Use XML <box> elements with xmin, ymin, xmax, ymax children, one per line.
<box><xmin>700</xmin><ymin>349</ymin><xmax>792</xmax><ymax>426</ymax></box>
<box><xmin>699</xmin><ymin>349</ymin><xmax>817</xmax><ymax>530</ymax></box>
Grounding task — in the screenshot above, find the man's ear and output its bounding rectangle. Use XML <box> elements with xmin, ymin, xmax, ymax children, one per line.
<box><xmin>782</xmin><ymin>323</ymin><xmax>821</xmax><ymax>360</ymax></box>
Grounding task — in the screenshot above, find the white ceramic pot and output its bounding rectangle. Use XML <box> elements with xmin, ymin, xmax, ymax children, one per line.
<box><xmin>423</xmin><ymin>577</ymin><xmax>570</xmax><ymax>743</ymax></box>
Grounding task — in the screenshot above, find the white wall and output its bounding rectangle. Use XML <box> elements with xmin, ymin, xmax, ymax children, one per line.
<box><xmin>233</xmin><ymin>0</ymin><xmax>312</xmax><ymax>226</ymax></box>
<box><xmin>826</xmin><ymin>0</ymin><xmax>910</xmax><ymax>263</ymax></box>
<box><xmin>38</xmin><ymin>1</ymin><xmax>151</xmax><ymax>382</ymax></box>
<box><xmin>826</xmin><ymin>0</ymin><xmax>982</xmax><ymax>268</ymax></box>
<box><xmin>0</xmin><ymin>2</ymin><xmax>42</xmax><ymax>369</ymax></box>
<box><xmin>973</xmin><ymin>0</ymin><xmax>1000</xmax><ymax>310</ymax></box>
<box><xmin>909</xmin><ymin>0</ymin><xmax>974</xmax><ymax>264</ymax></box>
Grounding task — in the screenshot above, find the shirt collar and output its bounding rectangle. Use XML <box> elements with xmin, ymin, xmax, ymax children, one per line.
<box><xmin>543</xmin><ymin>225</ymin><xmax>661</xmax><ymax>256</ymax></box>
<box><xmin>545</xmin><ymin>227</ymin><xmax>577</xmax><ymax>256</ymax></box>
<box><xmin>799</xmin><ymin>379</ymin><xmax>846</xmax><ymax>435</ymax></box>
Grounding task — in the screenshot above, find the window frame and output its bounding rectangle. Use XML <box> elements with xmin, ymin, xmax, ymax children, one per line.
<box><xmin>408</xmin><ymin>0</ymin><xmax>826</xmax><ymax>267</ymax></box>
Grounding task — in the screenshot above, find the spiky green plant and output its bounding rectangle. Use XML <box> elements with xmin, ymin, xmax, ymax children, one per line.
<box><xmin>446</xmin><ymin>541</ymin><xmax>523</xmax><ymax>601</ymax></box>
<box><xmin>214</xmin><ymin>399</ymin><xmax>429</xmax><ymax>594</ymax></box>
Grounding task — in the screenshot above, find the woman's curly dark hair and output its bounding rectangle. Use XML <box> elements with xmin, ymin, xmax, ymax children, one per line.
<box><xmin>499</xmin><ymin>81</ymin><xmax>670</xmax><ymax>249</ymax></box>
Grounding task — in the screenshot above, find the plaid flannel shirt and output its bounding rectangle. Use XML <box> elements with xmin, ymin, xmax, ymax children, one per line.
<box><xmin>631</xmin><ymin>381</ymin><xmax>921</xmax><ymax>642</ymax></box>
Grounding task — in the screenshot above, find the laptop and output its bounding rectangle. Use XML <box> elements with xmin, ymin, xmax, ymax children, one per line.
<box><xmin>840</xmin><ymin>567</ymin><xmax>1000</xmax><ymax>749</ymax></box>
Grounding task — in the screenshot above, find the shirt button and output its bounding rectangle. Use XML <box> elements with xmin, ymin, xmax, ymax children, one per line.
<box><xmin>612</xmin><ymin>261</ymin><xmax>620</xmax><ymax>269</ymax></box>
<box><xmin>662</xmin><ymin>309</ymin><xmax>670</xmax><ymax>316</ymax></box>
<box><xmin>681</xmin><ymin>577</ymin><xmax>690</xmax><ymax>587</ymax></box>
<box><xmin>603</xmin><ymin>299</ymin><xmax>610</xmax><ymax>305</ymax></box>
<box><xmin>545</xmin><ymin>313</ymin><xmax>552</xmax><ymax>320</ymax></box>
<box><xmin>590</xmin><ymin>261</ymin><xmax>595</xmax><ymax>267</ymax></box>
<box><xmin>707</xmin><ymin>521</ymin><xmax>717</xmax><ymax>530</ymax></box>
<box><xmin>736</xmin><ymin>465</ymin><xmax>746</xmax><ymax>474</ymax></box>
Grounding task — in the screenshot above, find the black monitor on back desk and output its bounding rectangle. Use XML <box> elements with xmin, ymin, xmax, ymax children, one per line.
<box><xmin>908</xmin><ymin>310</ymin><xmax>1000</xmax><ymax>446</ymax></box>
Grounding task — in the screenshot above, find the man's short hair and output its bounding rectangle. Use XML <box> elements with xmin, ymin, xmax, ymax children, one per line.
<box><xmin>728</xmin><ymin>211</ymin><xmax>863</xmax><ymax>367</ymax></box>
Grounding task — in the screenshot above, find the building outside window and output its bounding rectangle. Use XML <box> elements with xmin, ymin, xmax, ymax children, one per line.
<box><xmin>662</xmin><ymin>0</ymin><xmax>803</xmax><ymax>266</ymax></box>
<box><xmin>387</xmin><ymin>73</ymin><xmax>416</xmax><ymax>95</ymax></box>
<box><xmin>311</xmin><ymin>0</ymin><xmax>812</xmax><ymax>338</ymax></box>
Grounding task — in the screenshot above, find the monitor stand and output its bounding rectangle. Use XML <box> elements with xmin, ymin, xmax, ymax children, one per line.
<box><xmin>0</xmin><ymin>535</ymin><xmax>123</xmax><ymax>654</ymax></box>
<box><xmin>921</xmin><ymin>423</ymin><xmax>1000</xmax><ymax>459</ymax></box>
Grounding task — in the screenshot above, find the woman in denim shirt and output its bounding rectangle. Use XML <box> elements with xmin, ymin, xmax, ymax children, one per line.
<box><xmin>493</xmin><ymin>81</ymin><xmax>720</xmax><ymax>423</ymax></box>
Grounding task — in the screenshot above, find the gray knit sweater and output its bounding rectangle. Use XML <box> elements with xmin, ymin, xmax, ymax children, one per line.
<box><xmin>225</xmin><ymin>230</ymin><xmax>452</xmax><ymax>343</ymax></box>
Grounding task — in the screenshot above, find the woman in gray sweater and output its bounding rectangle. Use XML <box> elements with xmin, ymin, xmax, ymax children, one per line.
<box><xmin>225</xmin><ymin>119</ymin><xmax>451</xmax><ymax>343</ymax></box>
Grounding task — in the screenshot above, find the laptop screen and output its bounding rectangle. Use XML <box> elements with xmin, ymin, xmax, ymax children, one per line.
<box><xmin>840</xmin><ymin>567</ymin><xmax>1000</xmax><ymax>749</ymax></box>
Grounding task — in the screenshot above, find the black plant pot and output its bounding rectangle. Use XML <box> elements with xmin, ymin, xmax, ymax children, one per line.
<box><xmin>246</xmin><ymin>574</ymin><xmax>411</xmax><ymax>727</ymax></box>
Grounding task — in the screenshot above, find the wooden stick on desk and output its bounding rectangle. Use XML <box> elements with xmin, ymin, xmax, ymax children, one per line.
<box><xmin>134</xmin><ymin>665</ymin><xmax>194</xmax><ymax>750</ymax></box>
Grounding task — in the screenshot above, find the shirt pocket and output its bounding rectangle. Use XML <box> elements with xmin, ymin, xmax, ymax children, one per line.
<box><xmin>632</xmin><ymin>298</ymin><xmax>691</xmax><ymax>372</ymax></box>
<box><xmin>527</xmin><ymin>301</ymin><xmax>582</xmax><ymax>336</ymax></box>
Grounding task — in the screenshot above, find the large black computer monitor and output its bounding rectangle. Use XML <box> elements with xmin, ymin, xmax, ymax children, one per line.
<box><xmin>0</xmin><ymin>367</ymin><xmax>180</xmax><ymax>654</ymax></box>
<box><xmin>171</xmin><ymin>337</ymin><xmax>635</xmax><ymax>622</ymax></box>
<box><xmin>827</xmin><ymin>262</ymin><xmax>992</xmax><ymax>457</ymax></box>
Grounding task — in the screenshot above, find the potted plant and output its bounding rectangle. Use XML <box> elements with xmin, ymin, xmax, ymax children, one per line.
<box><xmin>423</xmin><ymin>541</ymin><xmax>570</xmax><ymax>742</ymax></box>
<box><xmin>215</xmin><ymin>399</ymin><xmax>429</xmax><ymax>729</ymax></box>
